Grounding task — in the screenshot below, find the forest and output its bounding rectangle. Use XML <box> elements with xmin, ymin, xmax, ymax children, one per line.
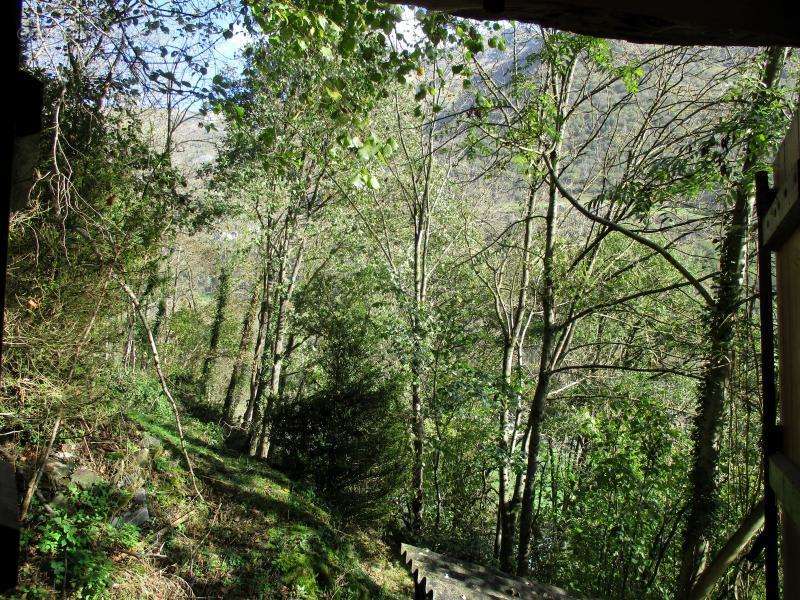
<box><xmin>4</xmin><ymin>1</ymin><xmax>800</xmax><ymax>598</ymax></box>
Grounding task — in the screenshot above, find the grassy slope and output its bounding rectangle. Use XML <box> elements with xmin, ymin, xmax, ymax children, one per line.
<box><xmin>134</xmin><ymin>401</ymin><xmax>411</xmax><ymax>599</ymax></box>
<box><xmin>15</xmin><ymin>383</ymin><xmax>412</xmax><ymax>599</ymax></box>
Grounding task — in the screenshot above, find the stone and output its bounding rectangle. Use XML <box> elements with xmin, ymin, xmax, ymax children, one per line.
<box><xmin>135</xmin><ymin>448</ymin><xmax>150</xmax><ymax>466</ymax></box>
<box><xmin>117</xmin><ymin>472</ymin><xmax>144</xmax><ymax>490</ymax></box>
<box><xmin>112</xmin><ymin>488</ymin><xmax>150</xmax><ymax>527</ymax></box>
<box><xmin>70</xmin><ymin>467</ymin><xmax>103</xmax><ymax>489</ymax></box>
<box><xmin>43</xmin><ymin>460</ymin><xmax>70</xmax><ymax>484</ymax></box>
<box><xmin>140</xmin><ymin>434</ymin><xmax>162</xmax><ymax>451</ymax></box>
<box><xmin>131</xmin><ymin>487</ymin><xmax>146</xmax><ymax>505</ymax></box>
<box><xmin>113</xmin><ymin>505</ymin><xmax>150</xmax><ymax>527</ymax></box>
<box><xmin>47</xmin><ymin>493</ymin><xmax>67</xmax><ymax>510</ymax></box>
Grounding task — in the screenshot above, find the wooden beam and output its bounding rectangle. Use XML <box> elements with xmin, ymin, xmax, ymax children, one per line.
<box><xmin>775</xmin><ymin>161</ymin><xmax>800</xmax><ymax>596</ymax></box>
<box><xmin>0</xmin><ymin>460</ymin><xmax>19</xmax><ymax>591</ymax></box>
<box><xmin>688</xmin><ymin>503</ymin><xmax>764</xmax><ymax>600</ymax></box>
<box><xmin>389</xmin><ymin>0</ymin><xmax>800</xmax><ymax>46</ymax></box>
<box><xmin>770</xmin><ymin>453</ymin><xmax>800</xmax><ymax>529</ymax></box>
<box><xmin>765</xmin><ymin>110</ymin><xmax>800</xmax><ymax>250</ymax></box>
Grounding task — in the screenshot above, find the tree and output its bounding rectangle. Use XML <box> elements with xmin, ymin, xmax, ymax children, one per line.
<box><xmin>676</xmin><ymin>46</ymin><xmax>789</xmax><ymax>598</ymax></box>
<box><xmin>198</xmin><ymin>257</ymin><xmax>233</xmax><ymax>399</ymax></box>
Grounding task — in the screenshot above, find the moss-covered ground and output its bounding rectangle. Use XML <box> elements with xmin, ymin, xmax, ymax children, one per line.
<box><xmin>13</xmin><ymin>376</ymin><xmax>412</xmax><ymax>599</ymax></box>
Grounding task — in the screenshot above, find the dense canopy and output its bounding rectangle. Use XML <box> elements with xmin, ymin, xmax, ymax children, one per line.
<box><xmin>4</xmin><ymin>1</ymin><xmax>799</xmax><ymax>599</ymax></box>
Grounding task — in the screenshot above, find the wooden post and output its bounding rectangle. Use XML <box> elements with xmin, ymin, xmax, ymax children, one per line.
<box><xmin>1</xmin><ymin>1</ymin><xmax>27</xmax><ymax>592</ymax></box>
<box><xmin>757</xmin><ymin>170</ymin><xmax>779</xmax><ymax>600</ymax></box>
<box><xmin>765</xmin><ymin>106</ymin><xmax>800</xmax><ymax>597</ymax></box>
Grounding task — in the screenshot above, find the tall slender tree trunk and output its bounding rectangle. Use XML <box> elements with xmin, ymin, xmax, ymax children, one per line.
<box><xmin>248</xmin><ymin>257</ymin><xmax>285</xmax><ymax>458</ymax></box>
<box><xmin>152</xmin><ymin>297</ymin><xmax>167</xmax><ymax>343</ymax></box>
<box><xmin>676</xmin><ymin>46</ymin><xmax>786</xmax><ymax>598</ymax></box>
<box><xmin>249</xmin><ymin>238</ymin><xmax>303</xmax><ymax>459</ymax></box>
<box><xmin>123</xmin><ymin>311</ymin><xmax>135</xmax><ymax>368</ymax></box>
<box><xmin>410</xmin><ymin>341</ymin><xmax>425</xmax><ymax>532</ymax></box>
<box><xmin>517</xmin><ymin>157</ymin><xmax>558</xmax><ymax>575</ymax></box>
<box><xmin>495</xmin><ymin>181</ymin><xmax>538</xmax><ymax>572</ymax></box>
<box><xmin>244</xmin><ymin>268</ymin><xmax>270</xmax><ymax>427</ymax></box>
<box><xmin>253</xmin><ymin>292</ymin><xmax>289</xmax><ymax>458</ymax></box>
<box><xmin>199</xmin><ymin>261</ymin><xmax>232</xmax><ymax>399</ymax></box>
<box><xmin>223</xmin><ymin>278</ymin><xmax>259</xmax><ymax>425</ymax></box>
<box><xmin>410</xmin><ymin>187</ymin><xmax>430</xmax><ymax>533</ymax></box>
<box><xmin>497</xmin><ymin>340</ymin><xmax>521</xmax><ymax>571</ymax></box>
<box><xmin>255</xmin><ymin>349</ymin><xmax>283</xmax><ymax>458</ymax></box>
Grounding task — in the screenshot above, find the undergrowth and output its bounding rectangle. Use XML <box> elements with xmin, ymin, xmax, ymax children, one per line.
<box><xmin>10</xmin><ymin>372</ymin><xmax>411</xmax><ymax>599</ymax></box>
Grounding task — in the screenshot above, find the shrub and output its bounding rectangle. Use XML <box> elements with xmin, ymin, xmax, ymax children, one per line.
<box><xmin>272</xmin><ymin>321</ymin><xmax>408</xmax><ymax>527</ymax></box>
<box><xmin>29</xmin><ymin>483</ymin><xmax>140</xmax><ymax>599</ymax></box>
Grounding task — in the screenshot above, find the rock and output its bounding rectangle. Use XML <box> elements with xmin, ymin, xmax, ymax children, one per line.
<box><xmin>141</xmin><ymin>434</ymin><xmax>162</xmax><ymax>451</ymax></box>
<box><xmin>47</xmin><ymin>492</ymin><xmax>68</xmax><ymax>510</ymax></box>
<box><xmin>117</xmin><ymin>472</ymin><xmax>144</xmax><ymax>490</ymax></box>
<box><xmin>54</xmin><ymin>443</ymin><xmax>77</xmax><ymax>461</ymax></box>
<box><xmin>132</xmin><ymin>487</ymin><xmax>146</xmax><ymax>505</ymax></box>
<box><xmin>44</xmin><ymin>460</ymin><xmax>71</xmax><ymax>483</ymax></box>
<box><xmin>112</xmin><ymin>488</ymin><xmax>150</xmax><ymax>527</ymax></box>
<box><xmin>70</xmin><ymin>467</ymin><xmax>103</xmax><ymax>489</ymax></box>
<box><xmin>135</xmin><ymin>448</ymin><xmax>150</xmax><ymax>466</ymax></box>
<box><xmin>113</xmin><ymin>505</ymin><xmax>150</xmax><ymax>527</ymax></box>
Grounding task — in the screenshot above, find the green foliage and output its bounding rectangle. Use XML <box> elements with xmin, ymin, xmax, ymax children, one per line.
<box><xmin>12</xmin><ymin>4</ymin><xmax>800</xmax><ymax>598</ymax></box>
<box><xmin>272</xmin><ymin>316</ymin><xmax>408</xmax><ymax>526</ymax></box>
<box><xmin>268</xmin><ymin>525</ymin><xmax>378</xmax><ymax>599</ymax></box>
<box><xmin>537</xmin><ymin>378</ymin><xmax>691</xmax><ymax>598</ymax></box>
<box><xmin>27</xmin><ymin>484</ymin><xmax>140</xmax><ymax>599</ymax></box>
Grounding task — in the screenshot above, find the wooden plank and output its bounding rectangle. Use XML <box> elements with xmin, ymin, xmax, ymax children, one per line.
<box><xmin>0</xmin><ymin>460</ymin><xmax>19</xmax><ymax>591</ymax></box>
<box><xmin>770</xmin><ymin>453</ymin><xmax>800</xmax><ymax>528</ymax></box>
<box><xmin>785</xmin><ymin>110</ymin><xmax>800</xmax><ymax>211</ymax></box>
<box><xmin>776</xmin><ymin>183</ymin><xmax>800</xmax><ymax>597</ymax></box>
<box><xmin>765</xmin><ymin>110</ymin><xmax>800</xmax><ymax>249</ymax></box>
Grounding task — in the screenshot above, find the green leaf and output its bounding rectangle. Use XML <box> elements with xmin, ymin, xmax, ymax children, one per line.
<box><xmin>325</xmin><ymin>86</ymin><xmax>342</xmax><ymax>102</ymax></box>
<box><xmin>357</xmin><ymin>146</ymin><xmax>372</xmax><ymax>161</ymax></box>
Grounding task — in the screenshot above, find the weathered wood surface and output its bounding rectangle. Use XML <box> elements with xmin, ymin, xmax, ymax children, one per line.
<box><xmin>777</xmin><ymin>226</ymin><xmax>800</xmax><ymax>598</ymax></box>
<box><xmin>401</xmin><ymin>543</ymin><xmax>576</xmax><ymax>599</ymax></box>
<box><xmin>770</xmin><ymin>453</ymin><xmax>800</xmax><ymax>529</ymax></box>
<box><xmin>775</xmin><ymin>107</ymin><xmax>800</xmax><ymax>599</ymax></box>
<box><xmin>766</xmin><ymin>109</ymin><xmax>800</xmax><ymax>249</ymax></box>
<box><xmin>0</xmin><ymin>459</ymin><xmax>19</xmax><ymax>591</ymax></box>
<box><xmin>387</xmin><ymin>0</ymin><xmax>800</xmax><ymax>47</ymax></box>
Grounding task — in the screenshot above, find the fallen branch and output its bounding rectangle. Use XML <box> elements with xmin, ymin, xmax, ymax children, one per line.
<box><xmin>115</xmin><ymin>275</ymin><xmax>203</xmax><ymax>500</ymax></box>
<box><xmin>688</xmin><ymin>503</ymin><xmax>764</xmax><ymax>600</ymax></box>
<box><xmin>73</xmin><ymin>227</ymin><xmax>203</xmax><ymax>499</ymax></box>
<box><xmin>149</xmin><ymin>506</ymin><xmax>199</xmax><ymax>545</ymax></box>
<box><xmin>20</xmin><ymin>411</ymin><xmax>62</xmax><ymax>521</ymax></box>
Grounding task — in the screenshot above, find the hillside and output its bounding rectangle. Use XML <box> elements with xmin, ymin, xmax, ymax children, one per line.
<box><xmin>10</xmin><ymin>373</ymin><xmax>412</xmax><ymax>599</ymax></box>
<box><xmin>9</xmin><ymin>2</ymin><xmax>799</xmax><ymax>599</ymax></box>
